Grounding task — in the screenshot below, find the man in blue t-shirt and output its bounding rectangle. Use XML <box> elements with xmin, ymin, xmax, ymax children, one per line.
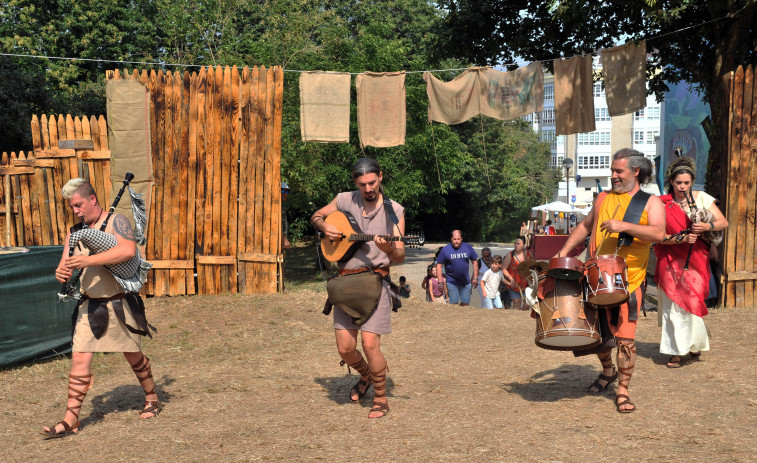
<box><xmin>435</xmin><ymin>230</ymin><xmax>479</xmax><ymax>306</ymax></box>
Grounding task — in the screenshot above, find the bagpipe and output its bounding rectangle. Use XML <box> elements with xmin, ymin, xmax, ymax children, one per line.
<box><xmin>58</xmin><ymin>173</ymin><xmax>152</xmax><ymax>301</ymax></box>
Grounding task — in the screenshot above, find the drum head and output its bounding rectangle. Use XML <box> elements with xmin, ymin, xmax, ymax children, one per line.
<box><xmin>547</xmin><ymin>257</ymin><xmax>584</xmax><ymax>280</ymax></box>
<box><xmin>536</xmin><ymin>334</ymin><xmax>601</xmax><ymax>350</ymax></box>
<box><xmin>588</xmin><ymin>292</ymin><xmax>629</xmax><ymax>307</ymax></box>
<box><xmin>546</xmin><ymin>267</ymin><xmax>584</xmax><ymax>280</ymax></box>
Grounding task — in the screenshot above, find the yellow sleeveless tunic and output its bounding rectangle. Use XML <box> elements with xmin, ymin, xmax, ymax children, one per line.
<box><xmin>592</xmin><ymin>192</ymin><xmax>651</xmax><ymax>293</ymax></box>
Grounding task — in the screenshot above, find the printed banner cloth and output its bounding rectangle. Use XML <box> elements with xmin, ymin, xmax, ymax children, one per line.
<box><xmin>425</xmin><ymin>63</ymin><xmax>544</xmax><ymax>125</ymax></box>
<box><xmin>356</xmin><ymin>71</ymin><xmax>406</xmax><ymax>148</ymax></box>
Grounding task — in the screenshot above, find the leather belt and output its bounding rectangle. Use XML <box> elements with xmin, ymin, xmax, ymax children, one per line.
<box><xmin>338</xmin><ymin>266</ymin><xmax>390</xmax><ymax>278</ymax></box>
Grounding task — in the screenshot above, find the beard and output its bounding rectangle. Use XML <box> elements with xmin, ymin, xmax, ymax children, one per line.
<box><xmin>611</xmin><ymin>177</ymin><xmax>635</xmax><ymax>194</ymax></box>
<box><xmin>363</xmin><ymin>191</ymin><xmax>378</xmax><ymax>203</ymax></box>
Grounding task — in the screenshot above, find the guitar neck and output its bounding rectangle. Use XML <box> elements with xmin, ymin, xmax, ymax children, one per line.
<box><xmin>349</xmin><ymin>234</ymin><xmax>404</xmax><ymax>242</ymax></box>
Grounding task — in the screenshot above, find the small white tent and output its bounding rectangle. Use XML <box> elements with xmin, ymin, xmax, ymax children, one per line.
<box><xmin>531</xmin><ymin>201</ymin><xmax>591</xmax><ymax>215</ymax></box>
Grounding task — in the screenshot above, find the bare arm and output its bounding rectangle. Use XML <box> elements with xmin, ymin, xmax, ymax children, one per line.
<box><xmin>558</xmin><ymin>209</ymin><xmax>594</xmax><ymax>258</ymax></box>
<box><xmin>375</xmin><ymin>213</ymin><xmax>406</xmax><ymax>264</ymax></box>
<box><xmin>310</xmin><ymin>197</ymin><xmax>340</xmax><ymax>240</ymax></box>
<box><xmin>691</xmin><ymin>200</ymin><xmax>728</xmax><ymax>234</ymax></box>
<box><xmin>598</xmin><ymin>196</ymin><xmax>666</xmax><ymax>243</ymax></box>
<box><xmin>501</xmin><ymin>253</ymin><xmax>514</xmax><ymax>285</ymax></box>
<box><xmin>55</xmin><ymin>231</ymin><xmax>73</xmax><ymax>283</ymax></box>
<box><xmin>502</xmin><ymin>268</ymin><xmax>514</xmax><ymax>287</ymax></box>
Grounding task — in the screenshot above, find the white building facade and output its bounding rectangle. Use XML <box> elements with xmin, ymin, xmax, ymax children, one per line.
<box><xmin>524</xmin><ymin>60</ymin><xmax>663</xmax><ymax>207</ymax></box>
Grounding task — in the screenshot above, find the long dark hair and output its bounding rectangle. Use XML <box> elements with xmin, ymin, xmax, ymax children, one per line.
<box><xmin>613</xmin><ymin>148</ymin><xmax>653</xmax><ymax>185</ymax></box>
<box><xmin>351</xmin><ymin>157</ymin><xmax>383</xmax><ymax>193</ymax></box>
<box><xmin>351</xmin><ymin>157</ymin><xmax>381</xmax><ymax>179</ymax></box>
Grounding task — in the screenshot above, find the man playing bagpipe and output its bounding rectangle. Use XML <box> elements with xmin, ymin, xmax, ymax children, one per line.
<box><xmin>42</xmin><ymin>178</ymin><xmax>158</xmax><ymax>438</ymax></box>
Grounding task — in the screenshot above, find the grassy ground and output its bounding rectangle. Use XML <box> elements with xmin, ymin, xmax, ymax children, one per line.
<box><xmin>2</xmin><ymin>241</ymin><xmax>756</xmax><ymax>462</ymax></box>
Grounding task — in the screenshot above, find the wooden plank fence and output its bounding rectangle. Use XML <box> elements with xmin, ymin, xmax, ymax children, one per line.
<box><xmin>723</xmin><ymin>64</ymin><xmax>757</xmax><ymax>308</ymax></box>
<box><xmin>0</xmin><ymin>66</ymin><xmax>283</xmax><ymax>297</ymax></box>
<box><xmin>0</xmin><ymin>114</ymin><xmax>112</xmax><ymax>248</ymax></box>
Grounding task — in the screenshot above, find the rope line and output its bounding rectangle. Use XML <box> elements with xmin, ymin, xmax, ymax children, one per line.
<box><xmin>0</xmin><ymin>6</ymin><xmax>744</xmax><ymax>75</ymax></box>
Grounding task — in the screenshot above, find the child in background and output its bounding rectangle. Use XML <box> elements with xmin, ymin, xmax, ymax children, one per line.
<box><xmin>398</xmin><ymin>276</ymin><xmax>411</xmax><ymax>298</ymax></box>
<box><xmin>428</xmin><ymin>265</ymin><xmax>448</xmax><ymax>303</ymax></box>
<box><xmin>481</xmin><ymin>255</ymin><xmax>505</xmax><ymax>309</ymax></box>
<box><xmin>421</xmin><ymin>264</ymin><xmax>433</xmax><ymax>301</ymax></box>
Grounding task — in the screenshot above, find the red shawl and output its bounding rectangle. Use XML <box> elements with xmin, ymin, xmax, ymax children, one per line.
<box><xmin>654</xmin><ymin>195</ymin><xmax>709</xmax><ymax>317</ymax></box>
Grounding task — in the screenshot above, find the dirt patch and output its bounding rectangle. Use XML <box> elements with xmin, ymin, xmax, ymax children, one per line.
<box><xmin>3</xmin><ymin>290</ymin><xmax>756</xmax><ymax>462</ymax></box>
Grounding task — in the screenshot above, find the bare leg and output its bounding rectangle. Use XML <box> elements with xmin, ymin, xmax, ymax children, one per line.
<box><xmin>42</xmin><ymin>352</ymin><xmax>94</xmax><ymax>435</ymax></box>
<box><xmin>361</xmin><ymin>331</ymin><xmax>389</xmax><ymax>418</ymax></box>
<box><xmin>335</xmin><ymin>329</ymin><xmax>371</xmax><ymax>401</ymax></box>
<box><xmin>616</xmin><ymin>338</ymin><xmax>637</xmax><ymax>412</ymax></box>
<box><xmin>125</xmin><ymin>352</ymin><xmax>160</xmax><ymax>418</ymax></box>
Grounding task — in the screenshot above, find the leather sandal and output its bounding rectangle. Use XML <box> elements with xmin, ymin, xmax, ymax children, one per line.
<box><xmin>667</xmin><ymin>356</ymin><xmax>682</xmax><ymax>368</ymax></box>
<box><xmin>587</xmin><ymin>367</ymin><xmax>617</xmax><ymax>393</ymax></box>
<box><xmin>41</xmin><ymin>419</ymin><xmax>79</xmax><ymax>439</ymax></box>
<box><xmin>350</xmin><ymin>377</ymin><xmax>372</xmax><ymax>403</ymax></box>
<box><xmin>41</xmin><ymin>373</ymin><xmax>93</xmax><ymax>439</ymax></box>
<box><xmin>130</xmin><ymin>354</ymin><xmax>161</xmax><ymax>418</ymax></box>
<box><xmin>616</xmin><ymin>394</ymin><xmax>636</xmax><ymax>413</ymax></box>
<box><xmin>142</xmin><ymin>400</ymin><xmax>162</xmax><ymax>418</ymax></box>
<box><xmin>690</xmin><ymin>351</ymin><xmax>701</xmax><ymax>359</ymax></box>
<box><xmin>368</xmin><ymin>401</ymin><xmax>389</xmax><ymax>419</ymax></box>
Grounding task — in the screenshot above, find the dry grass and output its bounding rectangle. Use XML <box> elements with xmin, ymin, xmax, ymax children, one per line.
<box><xmin>2</xmin><ymin>286</ymin><xmax>757</xmax><ymax>462</ymax></box>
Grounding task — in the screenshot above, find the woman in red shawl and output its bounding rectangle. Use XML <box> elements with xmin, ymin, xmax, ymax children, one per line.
<box><xmin>654</xmin><ymin>156</ymin><xmax>727</xmax><ymax>368</ymax></box>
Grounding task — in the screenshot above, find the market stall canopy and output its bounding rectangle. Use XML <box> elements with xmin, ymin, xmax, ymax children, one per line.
<box><xmin>531</xmin><ymin>201</ymin><xmax>591</xmax><ymax>215</ymax></box>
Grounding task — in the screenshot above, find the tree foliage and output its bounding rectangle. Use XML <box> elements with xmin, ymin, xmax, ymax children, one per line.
<box><xmin>0</xmin><ymin>0</ymin><xmax>560</xmax><ymax>242</ymax></box>
<box><xmin>438</xmin><ymin>0</ymin><xmax>757</xmax><ymax>188</ymax></box>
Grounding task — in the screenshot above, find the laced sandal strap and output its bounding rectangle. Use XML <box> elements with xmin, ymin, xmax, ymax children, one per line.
<box><xmin>370</xmin><ymin>363</ymin><xmax>388</xmax><ymax>400</ymax></box>
<box><xmin>57</xmin><ymin>420</ymin><xmax>73</xmax><ymax>432</ymax></box>
<box><xmin>130</xmin><ymin>354</ymin><xmax>156</xmax><ymax>396</ymax></box>
<box><xmin>66</xmin><ymin>374</ymin><xmax>93</xmax><ymax>419</ymax></box>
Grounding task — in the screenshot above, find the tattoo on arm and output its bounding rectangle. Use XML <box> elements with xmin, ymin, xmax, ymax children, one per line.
<box><xmin>113</xmin><ymin>214</ymin><xmax>136</xmax><ymax>241</ymax></box>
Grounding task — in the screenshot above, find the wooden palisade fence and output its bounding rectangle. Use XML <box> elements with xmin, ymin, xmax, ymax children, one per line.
<box><xmin>0</xmin><ymin>66</ymin><xmax>283</xmax><ymax>297</ymax></box>
<box><xmin>0</xmin><ymin>115</ymin><xmax>111</xmax><ymax>248</ymax></box>
<box><xmin>722</xmin><ymin>64</ymin><xmax>757</xmax><ymax>308</ymax></box>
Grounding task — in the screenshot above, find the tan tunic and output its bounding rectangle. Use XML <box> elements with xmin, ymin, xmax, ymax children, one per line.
<box><xmin>71</xmin><ymin>220</ymin><xmax>142</xmax><ymax>353</ymax></box>
<box><xmin>332</xmin><ymin>191</ymin><xmax>404</xmax><ymax>334</ymax></box>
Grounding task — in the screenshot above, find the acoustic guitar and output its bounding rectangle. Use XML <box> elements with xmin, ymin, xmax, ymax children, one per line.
<box><xmin>320</xmin><ymin>211</ymin><xmax>424</xmax><ymax>263</ymax></box>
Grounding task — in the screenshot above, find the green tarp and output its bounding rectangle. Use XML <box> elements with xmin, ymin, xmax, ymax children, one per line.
<box><xmin>0</xmin><ymin>247</ymin><xmax>75</xmax><ymax>367</ymax></box>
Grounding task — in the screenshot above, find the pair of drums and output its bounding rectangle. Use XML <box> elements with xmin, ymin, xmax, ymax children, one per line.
<box><xmin>534</xmin><ymin>255</ymin><xmax>629</xmax><ymax>351</ymax></box>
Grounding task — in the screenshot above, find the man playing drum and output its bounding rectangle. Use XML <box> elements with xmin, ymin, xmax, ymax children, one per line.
<box><xmin>556</xmin><ymin>149</ymin><xmax>665</xmax><ymax>413</ymax></box>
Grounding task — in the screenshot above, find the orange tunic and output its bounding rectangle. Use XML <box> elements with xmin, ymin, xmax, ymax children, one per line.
<box><xmin>591</xmin><ymin>192</ymin><xmax>651</xmax><ymax>294</ymax></box>
<box><xmin>589</xmin><ymin>191</ymin><xmax>653</xmax><ymax>339</ymax></box>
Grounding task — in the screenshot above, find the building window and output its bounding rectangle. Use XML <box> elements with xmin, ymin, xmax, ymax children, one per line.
<box><xmin>634</xmin><ymin>131</ymin><xmax>644</xmax><ymax>144</ymax></box>
<box><xmin>541</xmin><ymin>108</ymin><xmax>555</xmax><ymax>125</ymax></box>
<box><xmin>646</xmin><ymin>130</ymin><xmax>659</xmax><ymax>144</ymax></box>
<box><xmin>647</xmin><ymin>107</ymin><xmax>660</xmax><ymax>120</ymax></box>
<box><xmin>634</xmin><ymin>108</ymin><xmax>645</xmax><ymax>120</ymax></box>
<box><xmin>522</xmin><ymin>113</ymin><xmax>534</xmax><ymax>123</ymax></box>
<box><xmin>551</xmin><ymin>155</ymin><xmax>564</xmax><ymax>168</ymax></box>
<box><xmin>577</xmin><ymin>131</ymin><xmax>611</xmax><ymax>145</ymax></box>
<box><xmin>544</xmin><ymin>84</ymin><xmax>554</xmax><ymax>101</ymax></box>
<box><xmin>593</xmin><ymin>82</ymin><xmax>604</xmax><ymax>98</ymax></box>
<box><xmin>595</xmin><ymin>107</ymin><xmax>611</xmax><ymax>122</ymax></box>
<box><xmin>541</xmin><ymin>129</ymin><xmax>557</xmax><ymax>149</ymax></box>
<box><xmin>577</xmin><ymin>155</ymin><xmax>610</xmax><ymax>170</ymax></box>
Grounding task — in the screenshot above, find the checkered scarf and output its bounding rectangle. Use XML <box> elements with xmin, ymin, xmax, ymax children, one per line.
<box><xmin>68</xmin><ymin>228</ymin><xmax>152</xmax><ymax>293</ymax></box>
